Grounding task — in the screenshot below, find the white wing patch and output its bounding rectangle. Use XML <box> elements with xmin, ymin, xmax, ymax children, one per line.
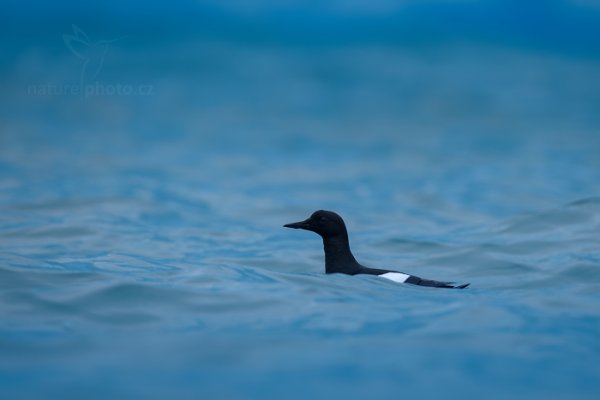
<box><xmin>379</xmin><ymin>272</ymin><xmax>410</xmax><ymax>283</ymax></box>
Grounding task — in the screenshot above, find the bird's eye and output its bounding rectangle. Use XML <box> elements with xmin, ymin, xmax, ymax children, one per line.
<box><xmin>319</xmin><ymin>216</ymin><xmax>327</xmax><ymax>222</ymax></box>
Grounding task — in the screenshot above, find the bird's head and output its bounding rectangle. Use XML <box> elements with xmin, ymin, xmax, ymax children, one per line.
<box><xmin>284</xmin><ymin>210</ymin><xmax>347</xmax><ymax>239</ymax></box>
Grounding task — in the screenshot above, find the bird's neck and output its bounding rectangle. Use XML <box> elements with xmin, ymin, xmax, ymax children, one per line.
<box><xmin>322</xmin><ymin>234</ymin><xmax>361</xmax><ymax>274</ymax></box>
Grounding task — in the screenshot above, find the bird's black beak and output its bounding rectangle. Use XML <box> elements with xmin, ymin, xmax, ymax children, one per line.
<box><xmin>284</xmin><ymin>218</ymin><xmax>313</xmax><ymax>230</ymax></box>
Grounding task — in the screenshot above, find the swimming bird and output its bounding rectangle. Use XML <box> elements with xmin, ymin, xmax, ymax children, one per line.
<box><xmin>284</xmin><ymin>210</ymin><xmax>469</xmax><ymax>289</ymax></box>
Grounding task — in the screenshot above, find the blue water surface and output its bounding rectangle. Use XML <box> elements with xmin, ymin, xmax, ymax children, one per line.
<box><xmin>1</xmin><ymin>3</ymin><xmax>600</xmax><ymax>399</ymax></box>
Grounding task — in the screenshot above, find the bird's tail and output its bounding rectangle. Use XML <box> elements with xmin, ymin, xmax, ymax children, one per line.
<box><xmin>405</xmin><ymin>275</ymin><xmax>470</xmax><ymax>289</ymax></box>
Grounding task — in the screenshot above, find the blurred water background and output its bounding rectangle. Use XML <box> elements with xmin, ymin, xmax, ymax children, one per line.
<box><xmin>1</xmin><ymin>1</ymin><xmax>600</xmax><ymax>399</ymax></box>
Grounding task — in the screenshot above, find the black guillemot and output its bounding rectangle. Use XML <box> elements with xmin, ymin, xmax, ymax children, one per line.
<box><xmin>284</xmin><ymin>210</ymin><xmax>469</xmax><ymax>289</ymax></box>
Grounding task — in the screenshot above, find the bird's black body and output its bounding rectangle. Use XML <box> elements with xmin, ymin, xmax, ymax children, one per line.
<box><xmin>284</xmin><ymin>210</ymin><xmax>469</xmax><ymax>289</ymax></box>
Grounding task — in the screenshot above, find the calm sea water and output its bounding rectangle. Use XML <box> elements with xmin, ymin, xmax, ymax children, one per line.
<box><xmin>1</xmin><ymin>36</ymin><xmax>600</xmax><ymax>399</ymax></box>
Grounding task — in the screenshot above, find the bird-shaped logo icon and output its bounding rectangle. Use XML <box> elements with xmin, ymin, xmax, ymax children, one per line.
<box><xmin>63</xmin><ymin>25</ymin><xmax>122</xmax><ymax>87</ymax></box>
